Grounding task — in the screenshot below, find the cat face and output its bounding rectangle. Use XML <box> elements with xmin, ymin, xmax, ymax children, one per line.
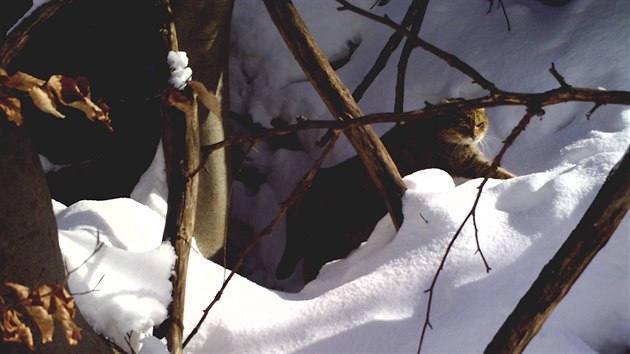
<box><xmin>440</xmin><ymin>109</ymin><xmax>489</xmax><ymax>145</ymax></box>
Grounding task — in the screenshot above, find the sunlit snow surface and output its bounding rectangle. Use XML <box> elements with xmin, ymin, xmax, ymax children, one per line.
<box><xmin>54</xmin><ymin>0</ymin><xmax>629</xmax><ymax>353</ymax></box>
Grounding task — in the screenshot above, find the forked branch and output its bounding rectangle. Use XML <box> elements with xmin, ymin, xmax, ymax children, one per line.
<box><xmin>337</xmin><ymin>0</ymin><xmax>498</xmax><ymax>93</ymax></box>
<box><xmin>263</xmin><ymin>0</ymin><xmax>406</xmax><ymax>230</ymax></box>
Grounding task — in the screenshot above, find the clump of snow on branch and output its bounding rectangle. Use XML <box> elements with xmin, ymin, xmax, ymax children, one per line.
<box><xmin>167</xmin><ymin>51</ymin><xmax>192</xmax><ymax>90</ymax></box>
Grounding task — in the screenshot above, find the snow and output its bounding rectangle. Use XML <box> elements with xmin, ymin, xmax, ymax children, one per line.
<box><xmin>47</xmin><ymin>0</ymin><xmax>630</xmax><ymax>353</ymax></box>
<box><xmin>168</xmin><ymin>51</ymin><xmax>193</xmax><ymax>90</ymax></box>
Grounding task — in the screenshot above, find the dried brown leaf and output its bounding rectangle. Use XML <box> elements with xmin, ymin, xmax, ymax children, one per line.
<box><xmin>29</xmin><ymin>85</ymin><xmax>65</xmax><ymax>119</ymax></box>
<box><xmin>50</xmin><ymin>289</ymin><xmax>81</xmax><ymax>346</ymax></box>
<box><xmin>3</xmin><ymin>71</ymin><xmax>45</xmax><ymax>91</ymax></box>
<box><xmin>164</xmin><ymin>86</ymin><xmax>196</xmax><ymax>115</ymax></box>
<box><xmin>47</xmin><ymin>75</ymin><xmax>112</xmax><ymax>131</ymax></box>
<box><xmin>5</xmin><ymin>282</ymin><xmax>30</xmax><ymax>300</ymax></box>
<box><xmin>0</xmin><ymin>89</ymin><xmax>23</xmax><ymax>125</ymax></box>
<box><xmin>1</xmin><ymin>308</ymin><xmax>35</xmax><ymax>350</ymax></box>
<box><xmin>2</xmin><ymin>71</ymin><xmax>65</xmax><ymax>119</ymax></box>
<box><xmin>188</xmin><ymin>80</ymin><xmax>221</xmax><ymax>117</ymax></box>
<box><xmin>3</xmin><ymin>283</ymin><xmax>82</xmax><ymax>347</ymax></box>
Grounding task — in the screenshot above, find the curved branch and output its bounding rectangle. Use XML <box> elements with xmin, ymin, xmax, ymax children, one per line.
<box><xmin>337</xmin><ymin>0</ymin><xmax>499</xmax><ymax>93</ymax></box>
<box><xmin>352</xmin><ymin>0</ymin><xmax>430</xmax><ymax>102</ymax></box>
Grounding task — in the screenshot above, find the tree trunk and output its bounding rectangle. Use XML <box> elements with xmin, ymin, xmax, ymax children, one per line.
<box><xmin>171</xmin><ymin>0</ymin><xmax>234</xmax><ymax>260</ymax></box>
<box><xmin>0</xmin><ymin>118</ymin><xmax>114</xmax><ymax>353</ymax></box>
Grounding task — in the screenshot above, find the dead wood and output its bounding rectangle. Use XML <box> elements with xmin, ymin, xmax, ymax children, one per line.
<box><xmin>262</xmin><ymin>0</ymin><xmax>406</xmax><ymax>230</ymax></box>
<box><xmin>353</xmin><ymin>0</ymin><xmax>430</xmax><ymax>103</ymax></box>
<box><xmin>484</xmin><ymin>144</ymin><xmax>630</xmax><ymax>353</ymax></box>
<box><xmin>394</xmin><ymin>0</ymin><xmax>430</xmax><ymax>113</ymax></box>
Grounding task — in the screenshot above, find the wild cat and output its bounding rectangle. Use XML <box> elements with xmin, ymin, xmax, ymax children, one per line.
<box><xmin>277</xmin><ymin>105</ymin><xmax>515</xmax><ymax>282</ymax></box>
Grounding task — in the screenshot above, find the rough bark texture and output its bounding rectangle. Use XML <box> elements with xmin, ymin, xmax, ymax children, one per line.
<box><xmin>263</xmin><ymin>0</ymin><xmax>406</xmax><ymax>229</ymax></box>
<box><xmin>0</xmin><ymin>118</ymin><xmax>114</xmax><ymax>353</ymax></box>
<box><xmin>162</xmin><ymin>98</ymin><xmax>200</xmax><ymax>354</ymax></box>
<box><xmin>485</xmin><ymin>144</ymin><xmax>630</xmax><ymax>354</ymax></box>
<box><xmin>171</xmin><ymin>0</ymin><xmax>234</xmax><ymax>260</ymax></box>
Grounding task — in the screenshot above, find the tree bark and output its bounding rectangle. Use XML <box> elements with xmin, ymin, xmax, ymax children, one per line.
<box><xmin>171</xmin><ymin>0</ymin><xmax>234</xmax><ymax>260</ymax></box>
<box><xmin>263</xmin><ymin>0</ymin><xmax>406</xmax><ymax>229</ymax></box>
<box><xmin>161</xmin><ymin>96</ymin><xmax>200</xmax><ymax>354</ymax></box>
<box><xmin>484</xmin><ymin>144</ymin><xmax>630</xmax><ymax>354</ymax></box>
<box><xmin>0</xmin><ymin>118</ymin><xmax>114</xmax><ymax>353</ymax></box>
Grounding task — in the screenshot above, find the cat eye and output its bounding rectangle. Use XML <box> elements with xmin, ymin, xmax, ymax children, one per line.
<box><xmin>476</xmin><ymin>122</ymin><xmax>487</xmax><ymax>128</ymax></box>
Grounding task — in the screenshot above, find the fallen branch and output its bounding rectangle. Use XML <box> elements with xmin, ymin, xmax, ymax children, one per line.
<box><xmin>485</xmin><ymin>143</ymin><xmax>630</xmax><ymax>353</ymax></box>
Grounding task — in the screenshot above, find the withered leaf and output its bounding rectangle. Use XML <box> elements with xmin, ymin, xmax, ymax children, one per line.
<box><xmin>3</xmin><ymin>71</ymin><xmax>45</xmax><ymax>91</ymax></box>
<box><xmin>3</xmin><ymin>71</ymin><xmax>65</xmax><ymax>119</ymax></box>
<box><xmin>0</xmin><ymin>89</ymin><xmax>23</xmax><ymax>125</ymax></box>
<box><xmin>163</xmin><ymin>85</ymin><xmax>196</xmax><ymax>115</ymax></box>
<box><xmin>1</xmin><ymin>308</ymin><xmax>35</xmax><ymax>350</ymax></box>
<box><xmin>50</xmin><ymin>289</ymin><xmax>81</xmax><ymax>346</ymax></box>
<box><xmin>0</xmin><ymin>71</ymin><xmax>112</xmax><ymax>131</ymax></box>
<box><xmin>47</xmin><ymin>75</ymin><xmax>113</xmax><ymax>131</ymax></box>
<box><xmin>187</xmin><ymin>80</ymin><xmax>221</xmax><ymax>118</ymax></box>
<box><xmin>4</xmin><ymin>282</ymin><xmax>82</xmax><ymax>347</ymax></box>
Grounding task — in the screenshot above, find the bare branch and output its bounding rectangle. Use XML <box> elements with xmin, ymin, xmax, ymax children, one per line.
<box><xmin>417</xmin><ymin>108</ymin><xmax>540</xmax><ymax>353</ymax></box>
<box><xmin>487</xmin><ymin>0</ymin><xmax>512</xmax><ymax>31</ymax></box>
<box><xmin>395</xmin><ymin>0</ymin><xmax>430</xmax><ymax>113</ymax></box>
<box><xmin>158</xmin><ymin>3</ymin><xmax>200</xmax><ymax>351</ymax></box>
<box><xmin>352</xmin><ymin>0</ymin><xmax>430</xmax><ymax>102</ymax></box>
<box><xmin>485</xmin><ymin>143</ymin><xmax>630</xmax><ymax>354</ymax></box>
<box><xmin>337</xmin><ymin>0</ymin><xmax>499</xmax><ymax>93</ymax></box>
<box><xmin>263</xmin><ymin>0</ymin><xmax>406</xmax><ymax>229</ymax></box>
<box><xmin>197</xmin><ymin>86</ymin><xmax>630</xmax><ymax>160</ymax></box>
<box><xmin>183</xmin><ymin>133</ymin><xmax>342</xmax><ymax>348</ymax></box>
<box><xmin>549</xmin><ymin>63</ymin><xmax>570</xmax><ymax>88</ymax></box>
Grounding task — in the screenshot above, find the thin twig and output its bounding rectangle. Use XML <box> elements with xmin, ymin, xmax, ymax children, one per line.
<box><xmin>585</xmin><ymin>102</ymin><xmax>603</xmax><ymax>120</ymax></box>
<box><xmin>487</xmin><ymin>0</ymin><xmax>512</xmax><ymax>31</ymax></box>
<box><xmin>472</xmin><ymin>206</ymin><xmax>491</xmax><ymax>272</ymax></box>
<box><xmin>417</xmin><ymin>108</ymin><xmax>542</xmax><ymax>353</ymax></box>
<box><xmin>71</xmin><ymin>274</ymin><xmax>105</xmax><ymax>296</ymax></box>
<box><xmin>337</xmin><ymin>0</ymin><xmax>499</xmax><ymax>93</ymax></box>
<box><xmin>183</xmin><ymin>132</ymin><xmax>342</xmax><ymax>348</ymax></box>
<box><xmin>353</xmin><ymin>0</ymin><xmax>430</xmax><ymax>102</ymax></box>
<box><xmin>66</xmin><ymin>233</ymin><xmax>104</xmax><ymax>277</ymax></box>
<box><xmin>549</xmin><ymin>62</ymin><xmax>570</xmax><ymax>88</ymax></box>
<box><xmin>395</xmin><ymin>0</ymin><xmax>430</xmax><ymax>113</ymax></box>
<box><xmin>194</xmin><ymin>85</ymin><xmax>630</xmax><ymax>164</ymax></box>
